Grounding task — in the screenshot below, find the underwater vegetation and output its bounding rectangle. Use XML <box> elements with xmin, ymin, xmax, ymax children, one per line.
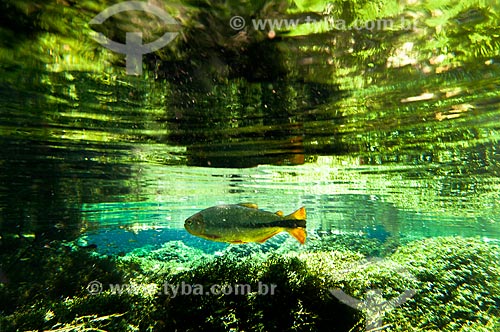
<box><xmin>0</xmin><ymin>236</ymin><xmax>498</xmax><ymax>331</ymax></box>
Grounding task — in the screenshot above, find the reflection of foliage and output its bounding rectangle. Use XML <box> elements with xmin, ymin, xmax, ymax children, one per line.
<box><xmin>279</xmin><ymin>0</ymin><xmax>500</xmax><ymax>89</ymax></box>
<box><xmin>150</xmin><ymin>0</ymin><xmax>291</xmax><ymax>84</ymax></box>
<box><xmin>2</xmin><ymin>237</ymin><xmax>498</xmax><ymax>331</ymax></box>
<box><xmin>0</xmin><ymin>0</ymin><xmax>116</xmax><ymax>73</ymax></box>
<box><xmin>1</xmin><ymin>0</ymin><xmax>499</xmax><ymax>86</ymax></box>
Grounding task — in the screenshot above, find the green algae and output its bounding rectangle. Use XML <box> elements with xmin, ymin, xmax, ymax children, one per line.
<box><xmin>387</xmin><ymin>237</ymin><xmax>500</xmax><ymax>331</ymax></box>
<box><xmin>1</xmin><ymin>236</ymin><xmax>498</xmax><ymax>331</ymax></box>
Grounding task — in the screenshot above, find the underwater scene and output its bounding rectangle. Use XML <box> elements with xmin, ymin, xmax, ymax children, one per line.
<box><xmin>0</xmin><ymin>0</ymin><xmax>499</xmax><ymax>331</ymax></box>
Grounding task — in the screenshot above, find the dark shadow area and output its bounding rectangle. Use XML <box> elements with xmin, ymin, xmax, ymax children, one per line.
<box><xmin>143</xmin><ymin>0</ymin><xmax>347</xmax><ymax>167</ymax></box>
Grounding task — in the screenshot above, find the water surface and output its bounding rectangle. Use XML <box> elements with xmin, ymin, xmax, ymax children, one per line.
<box><xmin>0</xmin><ymin>0</ymin><xmax>499</xmax><ymax>253</ymax></box>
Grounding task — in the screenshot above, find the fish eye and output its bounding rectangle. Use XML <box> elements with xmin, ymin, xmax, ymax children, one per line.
<box><xmin>185</xmin><ymin>214</ymin><xmax>203</xmax><ymax>226</ymax></box>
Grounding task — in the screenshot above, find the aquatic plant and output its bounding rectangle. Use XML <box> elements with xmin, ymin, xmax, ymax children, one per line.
<box><xmin>0</xmin><ymin>241</ymin><xmax>125</xmax><ymax>331</ymax></box>
<box><xmin>297</xmin><ymin>232</ymin><xmax>398</xmax><ymax>257</ymax></box>
<box><xmin>1</xmin><ymin>235</ymin><xmax>498</xmax><ymax>332</ymax></box>
<box><xmin>387</xmin><ymin>237</ymin><xmax>500</xmax><ymax>331</ymax></box>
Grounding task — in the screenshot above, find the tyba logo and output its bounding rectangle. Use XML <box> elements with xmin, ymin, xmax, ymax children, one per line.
<box><xmin>89</xmin><ymin>1</ymin><xmax>179</xmax><ymax>75</ymax></box>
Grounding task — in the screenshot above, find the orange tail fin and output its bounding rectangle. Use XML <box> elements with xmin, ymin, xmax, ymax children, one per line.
<box><xmin>287</xmin><ymin>227</ymin><xmax>306</xmax><ymax>244</ymax></box>
<box><xmin>285</xmin><ymin>207</ymin><xmax>306</xmax><ymax>220</ymax></box>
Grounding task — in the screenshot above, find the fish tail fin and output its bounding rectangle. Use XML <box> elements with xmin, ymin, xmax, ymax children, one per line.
<box><xmin>284</xmin><ymin>207</ymin><xmax>306</xmax><ymax>244</ymax></box>
<box><xmin>285</xmin><ymin>207</ymin><xmax>306</xmax><ymax>220</ymax></box>
<box><xmin>286</xmin><ymin>227</ymin><xmax>306</xmax><ymax>245</ymax></box>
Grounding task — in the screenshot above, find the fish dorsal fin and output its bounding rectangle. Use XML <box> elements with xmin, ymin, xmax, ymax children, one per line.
<box><xmin>238</xmin><ymin>203</ymin><xmax>258</xmax><ymax>209</ymax></box>
<box><xmin>285</xmin><ymin>207</ymin><xmax>306</xmax><ymax>220</ymax></box>
<box><xmin>286</xmin><ymin>227</ymin><xmax>306</xmax><ymax>245</ymax></box>
<box><xmin>275</xmin><ymin>210</ymin><xmax>284</xmax><ymax>217</ymax></box>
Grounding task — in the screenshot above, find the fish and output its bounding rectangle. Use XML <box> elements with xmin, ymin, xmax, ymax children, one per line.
<box><xmin>184</xmin><ymin>203</ymin><xmax>306</xmax><ymax>244</ymax></box>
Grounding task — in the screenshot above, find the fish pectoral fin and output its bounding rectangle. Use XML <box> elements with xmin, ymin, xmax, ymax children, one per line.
<box><xmin>229</xmin><ymin>240</ymin><xmax>247</xmax><ymax>244</ymax></box>
<box><xmin>285</xmin><ymin>207</ymin><xmax>306</xmax><ymax>220</ymax></box>
<box><xmin>205</xmin><ymin>234</ymin><xmax>222</xmax><ymax>239</ymax></box>
<box><xmin>286</xmin><ymin>227</ymin><xmax>306</xmax><ymax>245</ymax></box>
<box><xmin>275</xmin><ymin>210</ymin><xmax>284</xmax><ymax>217</ymax></box>
<box><xmin>237</xmin><ymin>203</ymin><xmax>259</xmax><ymax>209</ymax></box>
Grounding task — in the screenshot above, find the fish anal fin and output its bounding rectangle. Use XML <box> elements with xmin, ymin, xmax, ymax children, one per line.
<box><xmin>256</xmin><ymin>230</ymin><xmax>281</xmax><ymax>243</ymax></box>
<box><xmin>238</xmin><ymin>203</ymin><xmax>258</xmax><ymax>209</ymax></box>
<box><xmin>287</xmin><ymin>227</ymin><xmax>306</xmax><ymax>245</ymax></box>
<box><xmin>275</xmin><ymin>210</ymin><xmax>284</xmax><ymax>217</ymax></box>
<box><xmin>285</xmin><ymin>207</ymin><xmax>306</xmax><ymax>220</ymax></box>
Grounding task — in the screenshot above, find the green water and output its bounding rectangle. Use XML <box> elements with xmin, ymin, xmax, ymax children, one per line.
<box><xmin>79</xmin><ymin>161</ymin><xmax>500</xmax><ymax>254</ymax></box>
<box><xmin>0</xmin><ymin>0</ymin><xmax>499</xmax><ymax>330</ymax></box>
<box><xmin>1</xmin><ymin>68</ymin><xmax>498</xmax><ymax>251</ymax></box>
